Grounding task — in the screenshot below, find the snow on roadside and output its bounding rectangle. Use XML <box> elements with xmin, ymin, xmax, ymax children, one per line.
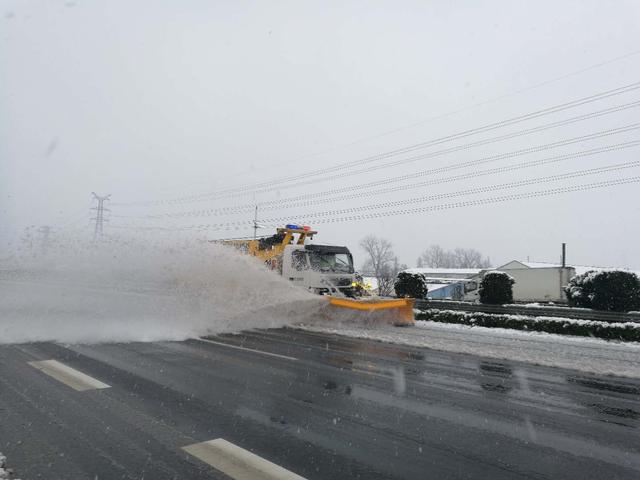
<box><xmin>296</xmin><ymin>320</ymin><xmax>640</xmax><ymax>378</ymax></box>
<box><xmin>417</xmin><ymin>309</ymin><xmax>640</xmax><ymax>343</ymax></box>
<box><xmin>422</xmin><ymin>308</ymin><xmax>640</xmax><ymax>328</ymax></box>
<box><xmin>0</xmin><ymin>452</ymin><xmax>19</xmax><ymax>480</ymax></box>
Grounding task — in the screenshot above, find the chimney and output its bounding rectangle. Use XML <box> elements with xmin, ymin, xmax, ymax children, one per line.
<box><xmin>561</xmin><ymin>243</ymin><xmax>566</xmax><ymax>268</ymax></box>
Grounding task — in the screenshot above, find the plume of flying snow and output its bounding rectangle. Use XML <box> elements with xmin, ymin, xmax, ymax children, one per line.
<box><xmin>0</xmin><ymin>232</ymin><xmax>326</xmax><ymax>344</ymax></box>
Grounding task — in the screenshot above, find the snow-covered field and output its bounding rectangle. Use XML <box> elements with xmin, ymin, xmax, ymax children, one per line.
<box><xmin>297</xmin><ymin>320</ymin><xmax>640</xmax><ymax>378</ymax></box>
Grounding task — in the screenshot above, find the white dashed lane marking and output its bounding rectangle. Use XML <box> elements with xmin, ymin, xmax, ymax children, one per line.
<box><xmin>182</xmin><ymin>438</ymin><xmax>307</xmax><ymax>480</ymax></box>
<box><xmin>28</xmin><ymin>359</ymin><xmax>111</xmax><ymax>391</ymax></box>
<box><xmin>194</xmin><ymin>338</ymin><xmax>298</xmax><ymax>361</ymax></box>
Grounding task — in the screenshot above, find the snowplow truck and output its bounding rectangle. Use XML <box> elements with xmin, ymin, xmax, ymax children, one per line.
<box><xmin>220</xmin><ymin>225</ymin><xmax>415</xmax><ymax>326</ymax></box>
<box><xmin>221</xmin><ymin>225</ymin><xmax>358</xmax><ymax>297</ymax></box>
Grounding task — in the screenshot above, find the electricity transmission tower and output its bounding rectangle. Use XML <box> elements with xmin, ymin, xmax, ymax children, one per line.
<box><xmin>91</xmin><ymin>192</ymin><xmax>111</xmax><ymax>241</ymax></box>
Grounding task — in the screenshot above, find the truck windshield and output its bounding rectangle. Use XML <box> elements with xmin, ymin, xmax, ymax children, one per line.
<box><xmin>309</xmin><ymin>252</ymin><xmax>353</xmax><ymax>273</ymax></box>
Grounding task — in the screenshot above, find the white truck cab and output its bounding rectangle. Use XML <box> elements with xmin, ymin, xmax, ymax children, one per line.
<box><xmin>282</xmin><ymin>243</ymin><xmax>356</xmax><ymax>296</ymax></box>
<box><xmin>220</xmin><ymin>225</ymin><xmax>358</xmax><ymax>297</ymax></box>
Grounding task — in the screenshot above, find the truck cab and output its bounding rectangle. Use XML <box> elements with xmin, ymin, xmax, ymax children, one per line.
<box><xmin>219</xmin><ymin>224</ymin><xmax>358</xmax><ymax>297</ymax></box>
<box><xmin>282</xmin><ymin>243</ymin><xmax>356</xmax><ymax>296</ymax></box>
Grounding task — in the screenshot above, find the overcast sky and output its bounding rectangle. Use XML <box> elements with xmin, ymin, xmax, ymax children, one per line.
<box><xmin>2</xmin><ymin>0</ymin><xmax>639</xmax><ymax>268</ymax></box>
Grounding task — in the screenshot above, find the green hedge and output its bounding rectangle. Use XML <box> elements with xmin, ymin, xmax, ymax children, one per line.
<box><xmin>416</xmin><ymin>309</ymin><xmax>640</xmax><ymax>342</ymax></box>
<box><xmin>395</xmin><ymin>271</ymin><xmax>428</xmax><ymax>299</ymax></box>
<box><xmin>565</xmin><ymin>270</ymin><xmax>640</xmax><ymax>312</ymax></box>
<box><xmin>479</xmin><ymin>271</ymin><xmax>514</xmax><ymax>305</ymax></box>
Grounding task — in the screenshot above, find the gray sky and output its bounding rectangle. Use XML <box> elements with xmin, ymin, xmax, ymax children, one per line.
<box><xmin>2</xmin><ymin>0</ymin><xmax>639</xmax><ymax>268</ymax></box>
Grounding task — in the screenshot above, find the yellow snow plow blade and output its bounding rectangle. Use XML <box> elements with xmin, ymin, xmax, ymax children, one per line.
<box><xmin>327</xmin><ymin>297</ymin><xmax>415</xmax><ymax>326</ymax></box>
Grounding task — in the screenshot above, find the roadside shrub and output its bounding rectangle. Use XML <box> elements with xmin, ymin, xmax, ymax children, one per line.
<box><xmin>415</xmin><ymin>309</ymin><xmax>640</xmax><ymax>342</ymax></box>
<box><xmin>479</xmin><ymin>271</ymin><xmax>514</xmax><ymax>305</ymax></box>
<box><xmin>565</xmin><ymin>270</ymin><xmax>640</xmax><ymax>312</ymax></box>
<box><xmin>394</xmin><ymin>271</ymin><xmax>428</xmax><ymax>299</ymax></box>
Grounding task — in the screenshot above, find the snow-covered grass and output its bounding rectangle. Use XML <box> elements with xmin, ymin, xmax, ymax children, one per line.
<box><xmin>416</xmin><ymin>309</ymin><xmax>640</xmax><ymax>341</ymax></box>
<box><xmin>296</xmin><ymin>320</ymin><xmax>640</xmax><ymax>378</ymax></box>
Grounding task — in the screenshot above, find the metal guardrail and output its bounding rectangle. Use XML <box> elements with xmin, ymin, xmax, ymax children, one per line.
<box><xmin>414</xmin><ymin>299</ymin><xmax>640</xmax><ymax>323</ymax></box>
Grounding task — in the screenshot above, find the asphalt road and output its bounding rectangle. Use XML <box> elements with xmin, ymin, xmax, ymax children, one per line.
<box><xmin>1</xmin><ymin>327</ymin><xmax>639</xmax><ymax>479</ymax></box>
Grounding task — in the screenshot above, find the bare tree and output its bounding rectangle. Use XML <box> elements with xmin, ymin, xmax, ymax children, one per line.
<box><xmin>418</xmin><ymin>245</ymin><xmax>491</xmax><ymax>269</ymax></box>
<box><xmin>452</xmin><ymin>247</ymin><xmax>491</xmax><ymax>268</ymax></box>
<box><xmin>418</xmin><ymin>245</ymin><xmax>451</xmax><ymax>268</ymax></box>
<box><xmin>359</xmin><ymin>235</ymin><xmax>404</xmax><ymax>296</ymax></box>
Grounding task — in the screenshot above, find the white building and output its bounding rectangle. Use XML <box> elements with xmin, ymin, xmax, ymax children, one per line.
<box><xmin>398</xmin><ymin>262</ymin><xmax>637</xmax><ymax>302</ymax></box>
<box><xmin>464</xmin><ymin>261</ymin><xmax>639</xmax><ymax>303</ymax></box>
<box><xmin>471</xmin><ymin>261</ymin><xmax>574</xmax><ymax>303</ymax></box>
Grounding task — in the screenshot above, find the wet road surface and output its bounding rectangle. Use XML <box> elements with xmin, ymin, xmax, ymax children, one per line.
<box><xmin>1</xmin><ymin>327</ymin><xmax>639</xmax><ymax>479</ymax></box>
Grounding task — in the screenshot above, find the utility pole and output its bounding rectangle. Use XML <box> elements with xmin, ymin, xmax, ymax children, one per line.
<box><xmin>91</xmin><ymin>192</ymin><xmax>111</xmax><ymax>242</ymax></box>
<box><xmin>560</xmin><ymin>242</ymin><xmax>568</xmax><ymax>302</ymax></box>
<box><xmin>253</xmin><ymin>205</ymin><xmax>259</xmax><ymax>239</ymax></box>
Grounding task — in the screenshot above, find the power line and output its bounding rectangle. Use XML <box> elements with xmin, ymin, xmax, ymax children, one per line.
<box><xmin>219</xmin><ymin>82</ymin><xmax>640</xmax><ymax>192</ymax></box>
<box><xmin>154</xmin><ymin>101</ymin><xmax>640</xmax><ymax>208</ymax></box>
<box><xmin>133</xmin><ymin>140</ymin><xmax>640</xmax><ymax>218</ymax></box>
<box><xmin>113</xmin><ymin>81</ymin><xmax>640</xmax><ymax>207</ymax></box>
<box><xmin>259</xmin><ymin>161</ymin><xmax>639</xmax><ymax>224</ymax></box>
<box><xmin>112</xmin><ymin>176</ymin><xmax>640</xmax><ymax>233</ymax></box>
<box><xmin>114</xmin><ymin>125</ymin><xmax>640</xmax><ymax>220</ymax></box>
<box><xmin>228</xmin><ymin>122</ymin><xmax>640</xmax><ymax>200</ymax></box>
<box><xmin>184</xmin><ymin>49</ymin><xmax>640</xmax><ymax>190</ymax></box>
<box><xmin>220</xmin><ymin>164</ymin><xmax>640</xmax><ymax>227</ymax></box>
<box><xmin>308</xmin><ymin>177</ymin><xmax>640</xmax><ymax>226</ymax></box>
<box><xmin>253</xmin><ymin>138</ymin><xmax>640</xmax><ymax>210</ymax></box>
<box><xmin>110</xmin><ymin>166</ymin><xmax>639</xmax><ymax>232</ymax></box>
